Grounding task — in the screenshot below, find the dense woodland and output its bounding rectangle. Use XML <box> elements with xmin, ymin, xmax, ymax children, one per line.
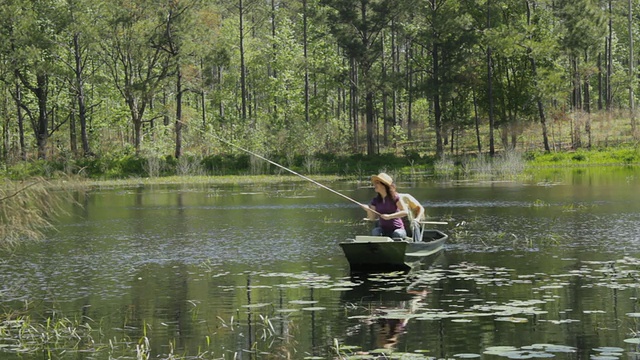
<box><xmin>1</xmin><ymin>0</ymin><xmax>639</xmax><ymax>174</ymax></box>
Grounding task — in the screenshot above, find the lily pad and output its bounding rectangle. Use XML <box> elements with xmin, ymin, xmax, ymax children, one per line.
<box><xmin>495</xmin><ymin>316</ymin><xmax>528</xmax><ymax>323</ymax></box>
<box><xmin>242</xmin><ymin>303</ymin><xmax>271</xmax><ymax>309</ymax></box>
<box><xmin>454</xmin><ymin>353</ymin><xmax>481</xmax><ymax>358</ymax></box>
<box><xmin>289</xmin><ymin>300</ymin><xmax>318</xmax><ymax>305</ymax></box>
<box><xmin>593</xmin><ymin>346</ymin><xmax>624</xmax><ymax>353</ymax></box>
<box><xmin>275</xmin><ymin>309</ymin><xmax>298</xmax><ymax>313</ymax></box>
<box><xmin>539</xmin><ymin>344</ymin><xmax>576</xmax><ymax>353</ymax></box>
<box><xmin>484</xmin><ymin>346</ymin><xmax>519</xmax><ymax>353</ymax></box>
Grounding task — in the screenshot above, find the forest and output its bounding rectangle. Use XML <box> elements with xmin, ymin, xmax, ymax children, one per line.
<box><xmin>1</xmin><ymin>0</ymin><xmax>639</xmax><ymax>178</ymax></box>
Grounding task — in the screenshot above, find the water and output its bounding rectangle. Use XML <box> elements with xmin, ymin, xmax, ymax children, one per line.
<box><xmin>1</xmin><ymin>167</ymin><xmax>640</xmax><ymax>359</ymax></box>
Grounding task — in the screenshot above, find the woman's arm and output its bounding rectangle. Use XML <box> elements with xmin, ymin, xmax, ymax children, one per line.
<box><xmin>379</xmin><ymin>200</ymin><xmax>408</xmax><ymax>220</ymax></box>
<box><xmin>360</xmin><ymin>203</ymin><xmax>378</xmax><ymax>220</ymax></box>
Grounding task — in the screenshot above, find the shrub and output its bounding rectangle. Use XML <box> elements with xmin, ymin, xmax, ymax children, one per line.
<box><xmin>201</xmin><ymin>154</ymin><xmax>250</xmax><ymax>174</ymax></box>
<box><xmin>571</xmin><ymin>153</ymin><xmax>586</xmax><ymax>161</ymax></box>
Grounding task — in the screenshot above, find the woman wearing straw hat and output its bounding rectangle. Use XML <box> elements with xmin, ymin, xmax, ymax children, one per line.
<box><xmin>361</xmin><ymin>172</ymin><xmax>408</xmax><ymax>239</ymax></box>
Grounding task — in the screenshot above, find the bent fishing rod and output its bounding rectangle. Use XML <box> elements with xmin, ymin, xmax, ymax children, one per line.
<box><xmin>209</xmin><ymin>133</ymin><xmax>447</xmax><ymax>224</ymax></box>
<box><xmin>210</xmin><ymin>134</ymin><xmax>371</xmax><ymax>208</ymax></box>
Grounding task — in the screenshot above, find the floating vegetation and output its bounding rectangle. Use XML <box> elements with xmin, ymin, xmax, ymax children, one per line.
<box><xmin>301</xmin><ymin>307</ymin><xmax>326</xmax><ymax>311</ymax></box>
<box><xmin>483</xmin><ymin>344</ymin><xmax>576</xmax><ymax>358</ymax></box>
<box><xmin>289</xmin><ymin>300</ymin><xmax>319</xmax><ymax>305</ymax></box>
<box><xmin>242</xmin><ymin>303</ymin><xmax>272</xmax><ymax>309</ymax></box>
<box><xmin>2</xmin><ymin>253</ymin><xmax>640</xmax><ymax>359</ymax></box>
<box><xmin>454</xmin><ymin>353</ymin><xmax>481</xmax><ymax>358</ymax></box>
<box><xmin>532</xmin><ymin>199</ymin><xmax>549</xmax><ymax>207</ymax></box>
<box><xmin>592</xmin><ymin>347</ymin><xmax>624</xmax><ymax>357</ymax></box>
<box><xmin>494</xmin><ymin>316</ymin><xmax>529</xmax><ymax>323</ymax></box>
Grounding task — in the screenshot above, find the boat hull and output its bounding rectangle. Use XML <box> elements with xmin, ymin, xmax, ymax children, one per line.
<box><xmin>339</xmin><ymin>230</ymin><xmax>448</xmax><ymax>273</ymax></box>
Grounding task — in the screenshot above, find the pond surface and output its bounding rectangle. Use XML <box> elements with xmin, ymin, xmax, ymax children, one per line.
<box><xmin>1</xmin><ymin>167</ymin><xmax>640</xmax><ymax>359</ymax></box>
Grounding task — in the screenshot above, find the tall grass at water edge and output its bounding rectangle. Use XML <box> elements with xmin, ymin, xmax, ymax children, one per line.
<box><xmin>434</xmin><ymin>146</ymin><xmax>640</xmax><ymax>179</ymax></box>
<box><xmin>435</xmin><ymin>150</ymin><xmax>527</xmax><ymax>179</ymax></box>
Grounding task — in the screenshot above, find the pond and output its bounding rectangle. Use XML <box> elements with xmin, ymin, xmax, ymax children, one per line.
<box><xmin>1</xmin><ymin>166</ymin><xmax>640</xmax><ymax>359</ymax></box>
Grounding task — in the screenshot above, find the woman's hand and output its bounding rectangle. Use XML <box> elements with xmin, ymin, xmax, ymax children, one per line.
<box><xmin>361</xmin><ymin>203</ymin><xmax>377</xmax><ymax>220</ymax></box>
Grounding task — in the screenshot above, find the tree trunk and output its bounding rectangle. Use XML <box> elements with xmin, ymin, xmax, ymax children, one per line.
<box><xmin>200</xmin><ymin>59</ymin><xmax>207</xmax><ymax>129</ymax></box>
<box><xmin>583</xmin><ymin>59</ymin><xmax>591</xmax><ymax>148</ymax></box>
<box><xmin>350</xmin><ymin>57</ymin><xmax>359</xmax><ymax>149</ymax></box>
<box><xmin>607</xmin><ymin>0</ymin><xmax>613</xmax><ymax>110</ymax></box>
<box><xmin>381</xmin><ymin>31</ymin><xmax>389</xmax><ymax>146</ymax></box>
<box><xmin>597</xmin><ymin>52</ymin><xmax>603</xmax><ymax>110</ymax></box>
<box><xmin>35</xmin><ymin>75</ymin><xmax>49</xmax><ymax>159</ymax></box>
<box><xmin>73</xmin><ymin>32</ymin><xmax>91</xmax><ymax>157</ymax></box>
<box><xmin>473</xmin><ymin>90</ymin><xmax>482</xmax><ymax>153</ymax></box>
<box><xmin>525</xmin><ymin>0</ymin><xmax>550</xmax><ymax>152</ymax></box>
<box><xmin>487</xmin><ymin>0</ymin><xmax>495</xmax><ymax>156</ymax></box>
<box><xmin>629</xmin><ymin>0</ymin><xmax>636</xmax><ymax>135</ymax></box>
<box><xmin>15</xmin><ymin>82</ymin><xmax>26</xmax><ymax>160</ymax></box>
<box><xmin>15</xmin><ymin>70</ymin><xmax>50</xmax><ymax>159</ymax></box>
<box><xmin>366</xmin><ymin>90</ymin><xmax>375</xmax><ymax>155</ymax></box>
<box><xmin>2</xmin><ymin>90</ymin><xmax>7</xmax><ymax>161</ymax></box>
<box><xmin>391</xmin><ymin>22</ymin><xmax>398</xmax><ymax>135</ymax></box>
<box><xmin>69</xmin><ymin>89</ymin><xmax>78</xmax><ymax>155</ymax></box>
<box><xmin>303</xmin><ymin>0</ymin><xmax>310</xmax><ymax>123</ymax></box>
<box><xmin>239</xmin><ymin>0</ymin><xmax>247</xmax><ymax>122</ymax></box>
<box><xmin>127</xmin><ymin>96</ymin><xmax>145</xmax><ymax>153</ymax></box>
<box><xmin>433</xmin><ymin>42</ymin><xmax>444</xmax><ymax>156</ymax></box>
<box><xmin>406</xmin><ymin>40</ymin><xmax>413</xmax><ymax>139</ymax></box>
<box><xmin>175</xmin><ymin>68</ymin><xmax>183</xmax><ymax>159</ymax></box>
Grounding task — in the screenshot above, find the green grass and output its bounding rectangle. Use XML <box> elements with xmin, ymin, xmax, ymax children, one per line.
<box><xmin>1</xmin><ymin>144</ymin><xmax>639</xmax><ymax>183</ymax></box>
<box><xmin>525</xmin><ymin>146</ymin><xmax>640</xmax><ymax>167</ymax></box>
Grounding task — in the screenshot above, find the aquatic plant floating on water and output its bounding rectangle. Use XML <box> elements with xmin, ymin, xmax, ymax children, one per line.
<box><xmin>480</xmin><ymin>344</ymin><xmax>579</xmax><ymax>358</ymax></box>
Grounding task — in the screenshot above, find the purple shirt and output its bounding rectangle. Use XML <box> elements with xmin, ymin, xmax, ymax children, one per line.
<box><xmin>370</xmin><ymin>195</ymin><xmax>405</xmax><ymax>233</ymax></box>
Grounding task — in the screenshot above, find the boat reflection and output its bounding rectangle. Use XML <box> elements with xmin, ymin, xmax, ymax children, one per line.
<box><xmin>339</xmin><ymin>257</ymin><xmax>444</xmax><ymax>354</ymax></box>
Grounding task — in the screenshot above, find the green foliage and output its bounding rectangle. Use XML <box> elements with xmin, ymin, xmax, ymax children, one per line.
<box><xmin>612</xmin><ymin>147</ymin><xmax>640</xmax><ymax>164</ymax></box>
<box><xmin>4</xmin><ymin>161</ymin><xmax>65</xmax><ymax>180</ymax></box>
<box><xmin>72</xmin><ymin>155</ymin><xmax>146</xmax><ymax>179</ymax></box>
<box><xmin>201</xmin><ymin>154</ymin><xmax>251</xmax><ymax>175</ymax></box>
<box><xmin>2</xmin><ymin>144</ymin><xmax>638</xmax><ymax>181</ymax></box>
<box><xmin>571</xmin><ymin>153</ymin><xmax>587</xmax><ymax>162</ymax></box>
<box><xmin>526</xmin><ymin>146</ymin><xmax>640</xmax><ymax>167</ymax></box>
<box><xmin>0</xmin><ymin>0</ymin><xmax>638</xmax><ymax>170</ymax></box>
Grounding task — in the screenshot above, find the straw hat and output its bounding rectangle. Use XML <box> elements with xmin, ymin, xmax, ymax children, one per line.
<box><xmin>371</xmin><ymin>172</ymin><xmax>393</xmax><ymax>187</ymax></box>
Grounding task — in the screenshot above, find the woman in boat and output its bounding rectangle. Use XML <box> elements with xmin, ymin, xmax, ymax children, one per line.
<box><xmin>361</xmin><ymin>172</ymin><xmax>408</xmax><ymax>239</ymax></box>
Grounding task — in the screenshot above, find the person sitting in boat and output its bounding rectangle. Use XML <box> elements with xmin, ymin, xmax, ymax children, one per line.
<box><xmin>360</xmin><ymin>173</ymin><xmax>408</xmax><ymax>239</ymax></box>
<box><xmin>399</xmin><ymin>193</ymin><xmax>425</xmax><ymax>242</ymax></box>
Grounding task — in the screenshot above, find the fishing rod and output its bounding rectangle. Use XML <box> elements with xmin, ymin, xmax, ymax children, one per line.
<box><xmin>210</xmin><ymin>132</ymin><xmax>448</xmax><ymax>224</ymax></box>
<box><xmin>210</xmin><ymin>134</ymin><xmax>372</xmax><ymax>210</ymax></box>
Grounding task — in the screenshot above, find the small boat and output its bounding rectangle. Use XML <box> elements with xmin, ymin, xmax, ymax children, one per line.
<box><xmin>339</xmin><ymin>229</ymin><xmax>448</xmax><ymax>273</ymax></box>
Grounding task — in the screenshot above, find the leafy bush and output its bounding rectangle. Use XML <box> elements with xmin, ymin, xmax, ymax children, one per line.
<box><xmin>571</xmin><ymin>153</ymin><xmax>587</xmax><ymax>161</ymax></box>
<box><xmin>5</xmin><ymin>160</ymin><xmax>65</xmax><ymax>179</ymax></box>
<box><xmin>523</xmin><ymin>151</ymin><xmax>538</xmax><ymax>161</ymax></box>
<box><xmin>201</xmin><ymin>154</ymin><xmax>251</xmax><ymax>174</ymax></box>
<box><xmin>613</xmin><ymin>148</ymin><xmax>639</xmax><ymax>164</ymax></box>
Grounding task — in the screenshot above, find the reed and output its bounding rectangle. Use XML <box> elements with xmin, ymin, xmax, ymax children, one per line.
<box><xmin>0</xmin><ymin>178</ymin><xmax>62</xmax><ymax>247</ymax></box>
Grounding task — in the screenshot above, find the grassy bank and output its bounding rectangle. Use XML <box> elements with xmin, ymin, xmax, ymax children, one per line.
<box><xmin>1</xmin><ymin>145</ymin><xmax>639</xmax><ymax>183</ymax></box>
